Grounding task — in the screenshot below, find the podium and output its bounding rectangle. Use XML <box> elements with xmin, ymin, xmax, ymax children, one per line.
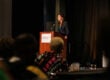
<box><xmin>39</xmin><ymin>31</ymin><xmax>67</xmax><ymax>59</ymax></box>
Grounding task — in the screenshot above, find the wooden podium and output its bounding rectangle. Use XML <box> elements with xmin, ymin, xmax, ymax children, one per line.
<box><xmin>39</xmin><ymin>31</ymin><xmax>67</xmax><ymax>59</ymax></box>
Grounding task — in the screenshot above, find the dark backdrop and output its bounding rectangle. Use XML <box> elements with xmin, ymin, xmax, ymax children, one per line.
<box><xmin>12</xmin><ymin>0</ymin><xmax>44</xmax><ymax>40</ymax></box>
<box><xmin>66</xmin><ymin>0</ymin><xmax>110</xmax><ymax>67</ymax></box>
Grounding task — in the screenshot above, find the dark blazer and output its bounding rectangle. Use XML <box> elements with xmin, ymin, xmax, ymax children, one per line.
<box><xmin>58</xmin><ymin>21</ymin><xmax>69</xmax><ymax>36</ymax></box>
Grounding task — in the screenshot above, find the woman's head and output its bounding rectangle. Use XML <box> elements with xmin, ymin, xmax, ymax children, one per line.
<box><xmin>57</xmin><ymin>13</ymin><xmax>65</xmax><ymax>22</ymax></box>
<box><xmin>50</xmin><ymin>36</ymin><xmax>64</xmax><ymax>53</ymax></box>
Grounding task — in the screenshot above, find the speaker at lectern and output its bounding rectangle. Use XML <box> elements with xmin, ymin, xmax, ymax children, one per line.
<box><xmin>39</xmin><ymin>31</ymin><xmax>67</xmax><ymax>59</ymax></box>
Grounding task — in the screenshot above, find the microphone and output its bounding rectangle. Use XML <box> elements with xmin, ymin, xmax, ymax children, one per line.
<box><xmin>51</xmin><ymin>24</ymin><xmax>55</xmax><ymax>31</ymax></box>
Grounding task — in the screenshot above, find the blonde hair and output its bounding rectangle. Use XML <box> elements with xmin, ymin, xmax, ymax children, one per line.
<box><xmin>50</xmin><ymin>37</ymin><xmax>64</xmax><ymax>53</ymax></box>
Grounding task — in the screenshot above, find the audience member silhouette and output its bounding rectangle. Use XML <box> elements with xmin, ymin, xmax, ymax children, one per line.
<box><xmin>36</xmin><ymin>36</ymin><xmax>68</xmax><ymax>79</ymax></box>
<box><xmin>9</xmin><ymin>33</ymin><xmax>48</xmax><ymax>80</ymax></box>
<box><xmin>0</xmin><ymin>37</ymin><xmax>15</xmax><ymax>80</ymax></box>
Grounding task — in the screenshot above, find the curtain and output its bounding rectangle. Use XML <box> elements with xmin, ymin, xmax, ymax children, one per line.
<box><xmin>84</xmin><ymin>0</ymin><xmax>109</xmax><ymax>65</ymax></box>
<box><xmin>0</xmin><ymin>0</ymin><xmax>12</xmax><ymax>37</ymax></box>
<box><xmin>66</xmin><ymin>0</ymin><xmax>109</xmax><ymax>66</ymax></box>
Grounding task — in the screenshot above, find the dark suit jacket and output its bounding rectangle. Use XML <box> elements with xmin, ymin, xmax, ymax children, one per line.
<box><xmin>58</xmin><ymin>21</ymin><xmax>69</xmax><ymax>36</ymax></box>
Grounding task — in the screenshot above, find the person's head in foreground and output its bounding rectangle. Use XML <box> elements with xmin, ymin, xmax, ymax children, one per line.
<box><xmin>50</xmin><ymin>36</ymin><xmax>64</xmax><ymax>54</ymax></box>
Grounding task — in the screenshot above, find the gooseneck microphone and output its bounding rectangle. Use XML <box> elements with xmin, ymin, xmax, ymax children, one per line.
<box><xmin>51</xmin><ymin>24</ymin><xmax>55</xmax><ymax>31</ymax></box>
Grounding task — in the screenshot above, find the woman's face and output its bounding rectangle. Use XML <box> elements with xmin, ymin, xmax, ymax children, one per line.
<box><xmin>57</xmin><ymin>14</ymin><xmax>62</xmax><ymax>22</ymax></box>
